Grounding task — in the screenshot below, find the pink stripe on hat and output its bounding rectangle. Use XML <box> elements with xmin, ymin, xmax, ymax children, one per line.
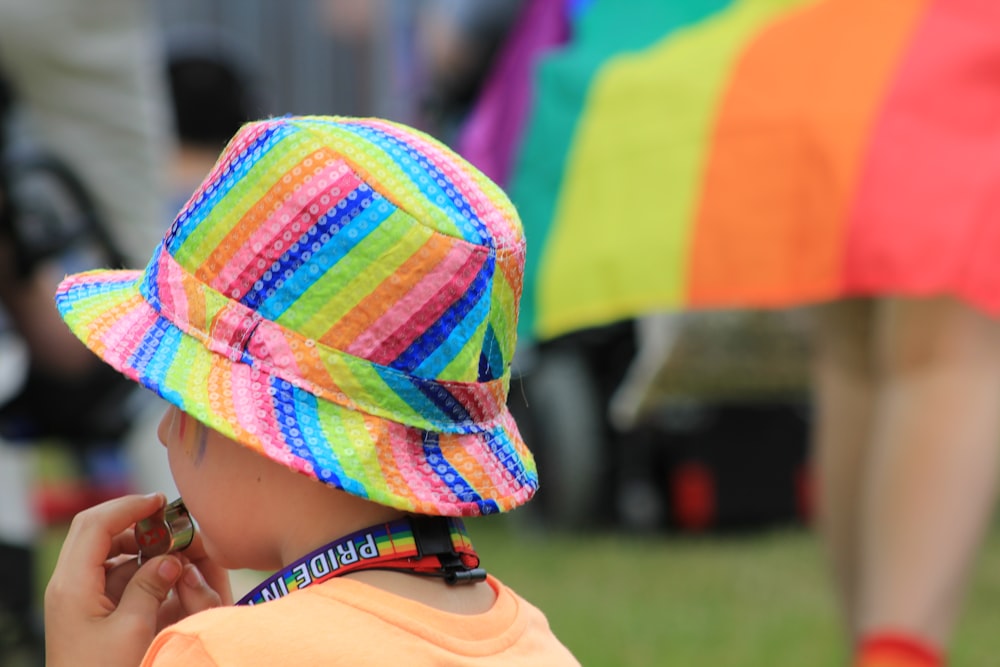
<box><xmin>347</xmin><ymin>242</ymin><xmax>487</xmax><ymax>363</ymax></box>
<box><xmin>210</xmin><ymin>160</ymin><xmax>359</xmax><ymax>296</ymax></box>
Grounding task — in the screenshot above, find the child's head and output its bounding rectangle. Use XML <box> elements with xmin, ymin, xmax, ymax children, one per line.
<box><xmin>55</xmin><ymin>116</ymin><xmax>537</xmax><ymax>544</ymax></box>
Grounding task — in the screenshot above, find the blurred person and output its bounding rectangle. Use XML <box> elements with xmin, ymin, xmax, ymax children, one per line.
<box><xmin>0</xmin><ymin>0</ymin><xmax>173</xmax><ymax>268</ymax></box>
<box><xmin>0</xmin><ymin>0</ymin><xmax>174</xmax><ymax>659</ymax></box>
<box><xmin>457</xmin><ymin>0</ymin><xmax>570</xmax><ymax>189</ymax></box>
<box><xmin>412</xmin><ymin>0</ymin><xmax>525</xmax><ymax>140</ymax></box>
<box><xmin>0</xmin><ymin>0</ymin><xmax>174</xmax><ymax>436</ymax></box>
<box><xmin>679</xmin><ymin>7</ymin><xmax>1000</xmax><ymax>666</ymax></box>
<box><xmin>461</xmin><ymin>1</ymin><xmax>1000</xmax><ymax>665</ymax></box>
<box><xmin>164</xmin><ymin>27</ymin><xmax>262</xmax><ymax>209</ymax></box>
<box><xmin>319</xmin><ymin>0</ymin><xmax>523</xmax><ymax>141</ymax></box>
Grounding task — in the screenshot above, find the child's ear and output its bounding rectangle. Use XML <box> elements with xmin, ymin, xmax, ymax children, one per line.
<box><xmin>157</xmin><ymin>406</ymin><xmax>179</xmax><ymax>446</ymax></box>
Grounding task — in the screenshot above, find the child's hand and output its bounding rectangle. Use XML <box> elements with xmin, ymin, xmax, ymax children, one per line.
<box><xmin>153</xmin><ymin>532</ymin><xmax>234</xmax><ymax>629</ymax></box>
<box><xmin>44</xmin><ymin>494</ymin><xmax>227</xmax><ymax>667</ymax></box>
<box><xmin>102</xmin><ymin>524</ymin><xmax>234</xmax><ymax>632</ymax></box>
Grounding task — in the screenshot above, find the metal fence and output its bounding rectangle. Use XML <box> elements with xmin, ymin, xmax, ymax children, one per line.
<box><xmin>153</xmin><ymin>0</ymin><xmax>402</xmax><ymax>122</ymax></box>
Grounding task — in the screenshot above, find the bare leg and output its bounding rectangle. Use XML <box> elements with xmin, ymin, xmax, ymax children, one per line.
<box><xmin>858</xmin><ymin>297</ymin><xmax>1000</xmax><ymax>646</ymax></box>
<box><xmin>811</xmin><ymin>298</ymin><xmax>878</xmax><ymax>637</ymax></box>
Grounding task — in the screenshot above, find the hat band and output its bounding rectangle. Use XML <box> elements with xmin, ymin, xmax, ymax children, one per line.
<box><xmin>140</xmin><ymin>244</ymin><xmax>509</xmax><ymax>434</ymax></box>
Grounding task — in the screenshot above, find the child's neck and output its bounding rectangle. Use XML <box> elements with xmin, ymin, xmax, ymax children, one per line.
<box><xmin>253</xmin><ymin>466</ymin><xmax>497</xmax><ymax>614</ymax></box>
<box><xmin>275</xmin><ymin>494</ymin><xmax>407</xmax><ymax>568</ymax></box>
<box><xmin>274</xmin><ymin>493</ymin><xmax>496</xmax><ymax>614</ymax></box>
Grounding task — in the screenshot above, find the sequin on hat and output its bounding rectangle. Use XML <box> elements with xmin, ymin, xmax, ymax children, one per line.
<box><xmin>55</xmin><ymin>115</ymin><xmax>536</xmax><ymax>516</ymax></box>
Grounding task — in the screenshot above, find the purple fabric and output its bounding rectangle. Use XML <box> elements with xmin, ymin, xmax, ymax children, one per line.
<box><xmin>457</xmin><ymin>0</ymin><xmax>570</xmax><ymax>187</ymax></box>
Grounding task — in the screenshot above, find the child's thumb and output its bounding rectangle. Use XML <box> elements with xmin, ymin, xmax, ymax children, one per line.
<box><xmin>117</xmin><ymin>556</ymin><xmax>183</xmax><ymax>620</ymax></box>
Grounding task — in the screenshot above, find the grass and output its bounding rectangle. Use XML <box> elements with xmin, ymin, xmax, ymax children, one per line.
<box><xmin>465</xmin><ymin>515</ymin><xmax>1000</xmax><ymax>667</ymax></box>
<box><xmin>32</xmin><ymin>508</ymin><xmax>1000</xmax><ymax>666</ymax></box>
<box><xmin>26</xmin><ymin>441</ymin><xmax>1000</xmax><ymax>666</ymax></box>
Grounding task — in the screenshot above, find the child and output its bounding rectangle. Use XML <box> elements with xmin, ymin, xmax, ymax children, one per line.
<box><xmin>43</xmin><ymin>115</ymin><xmax>580</xmax><ymax>666</ymax></box>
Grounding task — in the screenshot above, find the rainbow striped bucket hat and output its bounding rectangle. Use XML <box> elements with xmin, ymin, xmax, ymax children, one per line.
<box><xmin>55</xmin><ymin>115</ymin><xmax>537</xmax><ymax>516</ymax></box>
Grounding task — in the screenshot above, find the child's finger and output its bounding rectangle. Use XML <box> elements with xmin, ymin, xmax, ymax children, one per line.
<box><xmin>104</xmin><ymin>557</ymin><xmax>140</xmax><ymax>606</ymax></box>
<box><xmin>50</xmin><ymin>493</ymin><xmax>166</xmax><ymax>604</ymax></box>
<box><xmin>113</xmin><ymin>555</ymin><xmax>184</xmax><ymax>627</ymax></box>
<box><xmin>108</xmin><ymin>526</ymin><xmax>141</xmax><ymax>559</ymax></box>
<box><xmin>174</xmin><ymin>564</ymin><xmax>225</xmax><ymax>618</ymax></box>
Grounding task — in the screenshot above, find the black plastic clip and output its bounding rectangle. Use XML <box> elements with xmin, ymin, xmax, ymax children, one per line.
<box><xmin>410</xmin><ymin>516</ymin><xmax>487</xmax><ymax>585</ymax></box>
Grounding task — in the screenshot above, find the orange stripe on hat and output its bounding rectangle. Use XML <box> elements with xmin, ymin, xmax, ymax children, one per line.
<box><xmin>215</xmin><ymin>161</ymin><xmax>360</xmax><ymax>299</ymax></box>
<box><xmin>199</xmin><ymin>148</ymin><xmax>343</xmax><ymax>286</ymax></box>
<box><xmin>344</xmin><ymin>242</ymin><xmax>486</xmax><ymax>364</ymax></box>
<box><xmin>441</xmin><ymin>434</ymin><xmax>496</xmax><ymax>501</ymax></box>
<box><xmin>320</xmin><ymin>231</ymin><xmax>460</xmax><ymax>350</ymax></box>
<box><xmin>287</xmin><ymin>334</ymin><xmax>345</xmax><ymax>402</ymax></box>
<box><xmin>372</xmin><ymin>418</ymin><xmax>422</xmax><ymax>510</ymax></box>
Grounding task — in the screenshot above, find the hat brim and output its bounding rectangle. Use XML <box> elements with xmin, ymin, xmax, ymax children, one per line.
<box><xmin>56</xmin><ymin>269</ymin><xmax>538</xmax><ymax>516</ymax></box>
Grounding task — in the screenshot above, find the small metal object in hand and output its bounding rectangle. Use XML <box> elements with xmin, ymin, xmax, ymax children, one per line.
<box><xmin>135</xmin><ymin>498</ymin><xmax>195</xmax><ymax>565</ymax></box>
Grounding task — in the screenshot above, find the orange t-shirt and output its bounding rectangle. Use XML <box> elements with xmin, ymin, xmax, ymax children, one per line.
<box><xmin>141</xmin><ymin>575</ymin><xmax>579</xmax><ymax>666</ymax></box>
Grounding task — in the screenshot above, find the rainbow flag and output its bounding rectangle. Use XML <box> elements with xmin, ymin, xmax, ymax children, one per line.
<box><xmin>461</xmin><ymin>0</ymin><xmax>1000</xmax><ymax>341</ymax></box>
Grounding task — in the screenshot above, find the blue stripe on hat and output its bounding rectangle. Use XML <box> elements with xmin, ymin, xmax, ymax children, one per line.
<box><xmin>288</xmin><ymin>387</ymin><xmax>359</xmax><ymax>493</ymax></box>
<box><xmin>411</xmin><ymin>288</ymin><xmax>491</xmax><ymax>380</ymax></box>
<box><xmin>372</xmin><ymin>367</ymin><xmax>458</xmax><ymax>429</ymax></box>
<box><xmin>258</xmin><ymin>188</ymin><xmax>394</xmax><ymax>321</ymax></box>
<box><xmin>414</xmin><ymin>381</ymin><xmax>474</xmax><ymax>428</ymax></box>
<box><xmin>390</xmin><ymin>256</ymin><xmax>494</xmax><ymax>373</ymax></box>
<box><xmin>288</xmin><ymin>388</ymin><xmax>373</xmax><ymax>499</ymax></box>
<box><xmin>478</xmin><ymin>324</ymin><xmax>504</xmax><ymax>383</ymax></box>
<box><xmin>271</xmin><ymin>378</ymin><xmax>324</xmax><ymax>476</ymax></box>
<box><xmin>135</xmin><ymin>322</ymin><xmax>186</xmax><ymax>409</ymax></box>
<box><xmin>477</xmin><ymin>499</ymin><xmax>500</xmax><ymax>514</ymax></box>
<box><xmin>139</xmin><ymin>241</ymin><xmax>164</xmax><ymax>305</ymax></box>
<box><xmin>168</xmin><ymin>123</ymin><xmax>292</xmax><ymax>252</ymax></box>
<box><xmin>421</xmin><ymin>432</ymin><xmax>483</xmax><ymax>506</ymax></box>
<box><xmin>340</xmin><ymin>122</ymin><xmax>488</xmax><ymax>245</ymax></box>
<box><xmin>485</xmin><ymin>426</ymin><xmax>534</xmax><ymax>489</ymax></box>
<box><xmin>242</xmin><ymin>184</ymin><xmax>379</xmax><ymax>311</ymax></box>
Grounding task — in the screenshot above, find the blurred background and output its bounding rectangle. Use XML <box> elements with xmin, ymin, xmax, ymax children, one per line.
<box><xmin>146</xmin><ymin>0</ymin><xmax>818</xmax><ymax>537</ymax></box>
<box><xmin>1</xmin><ymin>1</ymin><xmax>999</xmax><ymax>666</ymax></box>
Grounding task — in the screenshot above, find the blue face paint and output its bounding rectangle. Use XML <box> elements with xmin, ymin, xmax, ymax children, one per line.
<box><xmin>194</xmin><ymin>420</ymin><xmax>208</xmax><ymax>466</ymax></box>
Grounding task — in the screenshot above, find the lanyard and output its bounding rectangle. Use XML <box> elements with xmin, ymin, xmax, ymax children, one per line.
<box><xmin>237</xmin><ymin>515</ymin><xmax>485</xmax><ymax>606</ymax></box>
